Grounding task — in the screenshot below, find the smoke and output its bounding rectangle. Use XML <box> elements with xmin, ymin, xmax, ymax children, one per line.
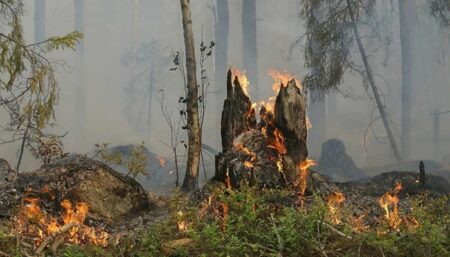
<box><xmin>1</xmin><ymin>0</ymin><xmax>449</xmax><ymax>175</ymax></box>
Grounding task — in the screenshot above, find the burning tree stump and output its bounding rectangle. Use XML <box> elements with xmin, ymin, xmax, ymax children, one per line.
<box><xmin>215</xmin><ymin>69</ymin><xmax>308</xmax><ymax>189</ymax></box>
<box><xmin>274</xmin><ymin>79</ymin><xmax>308</xmax><ymax>182</ymax></box>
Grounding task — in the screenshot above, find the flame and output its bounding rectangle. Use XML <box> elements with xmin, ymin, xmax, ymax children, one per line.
<box><xmin>244</xmin><ymin>161</ymin><xmax>254</xmax><ymax>168</ymax></box>
<box><xmin>234</xmin><ymin>143</ymin><xmax>257</xmax><ymax>168</ymax></box>
<box><xmin>158</xmin><ymin>156</ymin><xmax>166</xmax><ymax>167</ymax></box>
<box><xmin>306</xmin><ymin>116</ymin><xmax>312</xmax><ymax>130</ymax></box>
<box><xmin>268</xmin><ymin>69</ymin><xmax>302</xmax><ymax>93</ymax></box>
<box><xmin>267</xmin><ymin>128</ymin><xmax>288</xmax><ymax>155</ymax></box>
<box><xmin>14</xmin><ymin>194</ymin><xmax>109</xmax><ymax>247</ymax></box>
<box><xmin>177</xmin><ymin>211</ymin><xmax>188</xmax><ymax>231</ymax></box>
<box><xmin>326</xmin><ymin>192</ymin><xmax>345</xmax><ymax>224</ymax></box>
<box><xmin>225</xmin><ymin>169</ymin><xmax>232</xmax><ymax>190</ymax></box>
<box><xmin>378</xmin><ymin>182</ymin><xmax>402</xmax><ymax>230</ymax></box>
<box><xmin>231</xmin><ymin>66</ymin><xmax>250</xmax><ymax>97</ymax></box>
<box><xmin>276</xmin><ymin>157</ymin><xmax>283</xmax><ymax>173</ymax></box>
<box><xmin>298</xmin><ymin>159</ymin><xmax>316</xmax><ymax>198</ymax></box>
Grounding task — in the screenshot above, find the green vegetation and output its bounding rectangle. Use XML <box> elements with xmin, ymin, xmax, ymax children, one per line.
<box><xmin>6</xmin><ymin>184</ymin><xmax>441</xmax><ymax>257</ymax></box>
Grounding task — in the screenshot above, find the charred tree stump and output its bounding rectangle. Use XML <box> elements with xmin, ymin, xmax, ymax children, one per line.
<box><xmin>221</xmin><ymin>70</ymin><xmax>256</xmax><ymax>152</ymax></box>
<box><xmin>216</xmin><ymin>70</ymin><xmax>256</xmax><ymax>184</ymax></box>
<box><xmin>215</xmin><ymin>70</ymin><xmax>308</xmax><ymax>188</ymax></box>
<box><xmin>274</xmin><ymin>79</ymin><xmax>308</xmax><ymax>182</ymax></box>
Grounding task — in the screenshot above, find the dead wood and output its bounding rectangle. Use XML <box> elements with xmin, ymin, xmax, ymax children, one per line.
<box><xmin>35</xmin><ymin>222</ymin><xmax>77</xmax><ymax>255</ymax></box>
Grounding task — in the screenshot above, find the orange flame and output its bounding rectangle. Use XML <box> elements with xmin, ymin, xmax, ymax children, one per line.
<box><xmin>15</xmin><ymin>195</ymin><xmax>109</xmax><ymax>247</ymax></box>
<box><xmin>298</xmin><ymin>159</ymin><xmax>316</xmax><ymax>198</ymax></box>
<box><xmin>378</xmin><ymin>182</ymin><xmax>402</xmax><ymax>230</ymax></box>
<box><xmin>268</xmin><ymin>69</ymin><xmax>302</xmax><ymax>94</ymax></box>
<box><xmin>266</xmin><ymin>129</ymin><xmax>287</xmax><ymax>155</ymax></box>
<box><xmin>326</xmin><ymin>192</ymin><xmax>345</xmax><ymax>224</ymax></box>
<box><xmin>231</xmin><ymin>66</ymin><xmax>250</xmax><ymax>97</ymax></box>
<box><xmin>158</xmin><ymin>157</ymin><xmax>166</xmax><ymax>167</ymax></box>
<box><xmin>234</xmin><ymin>143</ymin><xmax>257</xmax><ymax>168</ymax></box>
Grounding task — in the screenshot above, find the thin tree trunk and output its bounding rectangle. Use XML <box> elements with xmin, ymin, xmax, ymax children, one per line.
<box><xmin>242</xmin><ymin>0</ymin><xmax>258</xmax><ymax>99</ymax></box>
<box><xmin>214</xmin><ymin>0</ymin><xmax>229</xmax><ymax>147</ymax></box>
<box><xmin>398</xmin><ymin>0</ymin><xmax>417</xmax><ymax>160</ymax></box>
<box><xmin>74</xmin><ymin>0</ymin><xmax>85</xmax><ymax>138</ymax></box>
<box><xmin>346</xmin><ymin>0</ymin><xmax>402</xmax><ymax>162</ymax></box>
<box><xmin>34</xmin><ymin>0</ymin><xmax>46</xmax><ymax>42</ymax></box>
<box><xmin>180</xmin><ymin>0</ymin><xmax>201</xmax><ymax>192</ymax></box>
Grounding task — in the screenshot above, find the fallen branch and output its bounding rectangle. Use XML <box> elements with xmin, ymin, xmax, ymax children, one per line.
<box><xmin>35</xmin><ymin>222</ymin><xmax>77</xmax><ymax>255</ymax></box>
<box><xmin>316</xmin><ymin>220</ymin><xmax>352</xmax><ymax>240</ymax></box>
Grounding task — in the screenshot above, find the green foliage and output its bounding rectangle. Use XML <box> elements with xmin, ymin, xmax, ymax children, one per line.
<box><xmin>94</xmin><ymin>142</ymin><xmax>149</xmax><ymax>178</ymax></box>
<box><xmin>0</xmin><ymin>0</ymin><xmax>82</xmax><ymax>164</ymax></box>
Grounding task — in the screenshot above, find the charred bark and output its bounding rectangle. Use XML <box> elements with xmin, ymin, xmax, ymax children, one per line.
<box><xmin>274</xmin><ymin>80</ymin><xmax>308</xmax><ymax>181</ymax></box>
<box><xmin>220</xmin><ymin>70</ymin><xmax>256</xmax><ymax>152</ymax></box>
<box><xmin>215</xmin><ymin>74</ymin><xmax>308</xmax><ymax>188</ymax></box>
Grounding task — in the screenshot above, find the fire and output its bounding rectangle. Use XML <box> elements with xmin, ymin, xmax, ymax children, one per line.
<box><xmin>276</xmin><ymin>157</ymin><xmax>283</xmax><ymax>173</ymax></box>
<box><xmin>177</xmin><ymin>211</ymin><xmax>188</xmax><ymax>231</ymax></box>
<box><xmin>231</xmin><ymin>66</ymin><xmax>250</xmax><ymax>97</ymax></box>
<box><xmin>244</xmin><ymin>161</ymin><xmax>254</xmax><ymax>168</ymax></box>
<box><xmin>298</xmin><ymin>159</ymin><xmax>316</xmax><ymax>198</ymax></box>
<box><xmin>378</xmin><ymin>182</ymin><xmax>402</xmax><ymax>230</ymax></box>
<box><xmin>14</xmin><ymin>195</ymin><xmax>109</xmax><ymax>248</ymax></box>
<box><xmin>267</xmin><ymin>128</ymin><xmax>287</xmax><ymax>155</ymax></box>
<box><xmin>234</xmin><ymin>143</ymin><xmax>257</xmax><ymax>168</ymax></box>
<box><xmin>158</xmin><ymin>156</ymin><xmax>166</xmax><ymax>167</ymax></box>
<box><xmin>268</xmin><ymin>69</ymin><xmax>302</xmax><ymax>93</ymax></box>
<box><xmin>326</xmin><ymin>192</ymin><xmax>345</xmax><ymax>224</ymax></box>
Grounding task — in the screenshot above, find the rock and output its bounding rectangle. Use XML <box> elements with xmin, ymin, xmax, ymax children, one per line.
<box><xmin>317</xmin><ymin>139</ymin><xmax>363</xmax><ymax>182</ymax></box>
<box><xmin>13</xmin><ymin>154</ymin><xmax>150</xmax><ymax>224</ymax></box>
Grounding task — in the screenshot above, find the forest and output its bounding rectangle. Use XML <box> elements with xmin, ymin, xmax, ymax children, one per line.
<box><xmin>0</xmin><ymin>0</ymin><xmax>450</xmax><ymax>256</ymax></box>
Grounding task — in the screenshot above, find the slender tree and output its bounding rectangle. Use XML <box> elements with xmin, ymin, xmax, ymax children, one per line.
<box><xmin>180</xmin><ymin>0</ymin><xmax>201</xmax><ymax>192</ymax></box>
<box><xmin>242</xmin><ymin>0</ymin><xmax>258</xmax><ymax>99</ymax></box>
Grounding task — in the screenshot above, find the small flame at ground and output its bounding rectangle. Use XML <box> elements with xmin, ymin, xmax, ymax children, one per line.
<box><xmin>327</xmin><ymin>192</ymin><xmax>345</xmax><ymax>224</ymax></box>
<box><xmin>378</xmin><ymin>182</ymin><xmax>402</xmax><ymax>230</ymax></box>
<box><xmin>14</xmin><ymin>196</ymin><xmax>109</xmax><ymax>248</ymax></box>
<box><xmin>298</xmin><ymin>159</ymin><xmax>316</xmax><ymax>199</ymax></box>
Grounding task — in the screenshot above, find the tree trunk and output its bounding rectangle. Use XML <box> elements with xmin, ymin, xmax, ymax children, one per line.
<box><xmin>180</xmin><ymin>0</ymin><xmax>201</xmax><ymax>192</ymax></box>
<box><xmin>34</xmin><ymin>0</ymin><xmax>46</xmax><ymax>42</ymax></box>
<box><xmin>214</xmin><ymin>0</ymin><xmax>229</xmax><ymax>147</ymax></box>
<box><xmin>398</xmin><ymin>0</ymin><xmax>417</xmax><ymax>160</ymax></box>
<box><xmin>346</xmin><ymin>0</ymin><xmax>402</xmax><ymax>162</ymax></box>
<box><xmin>74</xmin><ymin>0</ymin><xmax>85</xmax><ymax>138</ymax></box>
<box><xmin>242</xmin><ymin>0</ymin><xmax>258</xmax><ymax>99</ymax></box>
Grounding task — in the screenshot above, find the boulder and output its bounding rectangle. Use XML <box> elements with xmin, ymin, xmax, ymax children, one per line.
<box><xmin>12</xmin><ymin>154</ymin><xmax>150</xmax><ymax>224</ymax></box>
<box><xmin>317</xmin><ymin>139</ymin><xmax>363</xmax><ymax>182</ymax></box>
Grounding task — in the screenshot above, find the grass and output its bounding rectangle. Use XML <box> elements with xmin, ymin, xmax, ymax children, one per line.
<box><xmin>0</xmin><ymin>184</ymin><xmax>449</xmax><ymax>257</ymax></box>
